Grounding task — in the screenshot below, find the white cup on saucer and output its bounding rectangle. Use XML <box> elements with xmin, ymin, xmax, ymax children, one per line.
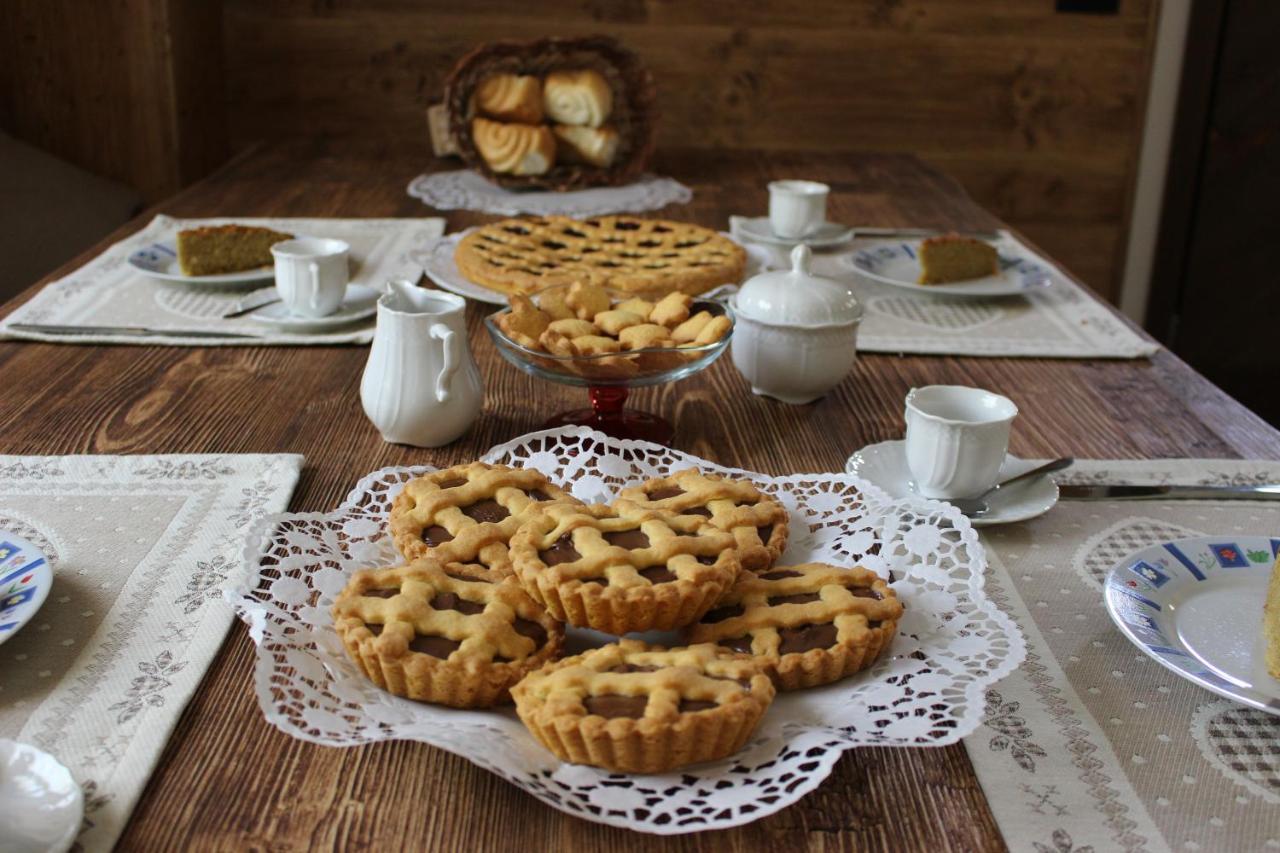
<box><xmin>768</xmin><ymin>180</ymin><xmax>829</xmax><ymax>239</ymax></box>
<box><xmin>903</xmin><ymin>385</ymin><xmax>1018</xmax><ymax>500</ymax></box>
<box><xmin>271</xmin><ymin>237</ymin><xmax>350</xmax><ymax>318</ymax></box>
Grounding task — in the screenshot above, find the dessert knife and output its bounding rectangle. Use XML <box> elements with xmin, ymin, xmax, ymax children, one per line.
<box><xmin>8</xmin><ymin>323</ymin><xmax>265</xmax><ymax>340</ymax></box>
<box><xmin>1059</xmin><ymin>483</ymin><xmax>1280</xmax><ymax>501</ymax></box>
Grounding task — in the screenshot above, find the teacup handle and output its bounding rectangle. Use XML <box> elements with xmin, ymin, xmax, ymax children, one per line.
<box><xmin>430</xmin><ymin>323</ymin><xmax>458</xmax><ymax>403</ymax></box>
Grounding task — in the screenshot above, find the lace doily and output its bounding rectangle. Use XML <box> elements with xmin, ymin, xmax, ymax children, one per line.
<box><xmin>407</xmin><ymin>170</ymin><xmax>692</xmax><ymax>217</ymax></box>
<box><xmin>229</xmin><ymin>427</ymin><xmax>1024</xmax><ymax>834</ymax></box>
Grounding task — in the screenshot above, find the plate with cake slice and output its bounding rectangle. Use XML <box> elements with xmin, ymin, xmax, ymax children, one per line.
<box><xmin>128</xmin><ymin>224</ymin><xmax>295</xmax><ymax>286</ymax></box>
<box><xmin>845</xmin><ymin>234</ymin><xmax>1054</xmax><ymax>297</ymax></box>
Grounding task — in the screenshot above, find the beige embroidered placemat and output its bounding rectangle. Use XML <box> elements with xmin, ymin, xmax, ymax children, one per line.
<box><xmin>730</xmin><ymin>220</ymin><xmax>1159</xmax><ymax>360</ymax></box>
<box><xmin>967</xmin><ymin>459</ymin><xmax>1280</xmax><ymax>853</ymax></box>
<box><xmin>0</xmin><ymin>454</ymin><xmax>302</xmax><ymax>851</ymax></box>
<box><xmin>0</xmin><ymin>215</ymin><xmax>444</xmax><ymax>346</ymax></box>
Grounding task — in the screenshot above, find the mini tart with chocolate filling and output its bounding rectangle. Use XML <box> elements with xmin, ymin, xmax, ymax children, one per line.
<box><xmin>682</xmin><ymin>562</ymin><xmax>902</xmax><ymax>691</ymax></box>
<box><xmin>616</xmin><ymin>468</ymin><xmax>789</xmax><ymax>572</ymax></box>
<box><xmin>389</xmin><ymin>462</ymin><xmax>579</xmax><ymax>580</ymax></box>
<box><xmin>511</xmin><ymin>639</ymin><xmax>774</xmax><ymax>773</ymax></box>
<box><xmin>509</xmin><ymin>501</ymin><xmax>741</xmax><ymax>635</ymax></box>
<box><xmin>332</xmin><ymin>560</ymin><xmax>563</xmax><ymax>708</ymax></box>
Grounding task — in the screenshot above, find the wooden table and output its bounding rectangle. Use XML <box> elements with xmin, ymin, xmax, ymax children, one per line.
<box><xmin>3</xmin><ymin>139</ymin><xmax>1277</xmax><ymax>851</ymax></box>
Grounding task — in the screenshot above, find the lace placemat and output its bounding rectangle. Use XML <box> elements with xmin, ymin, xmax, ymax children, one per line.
<box><xmin>968</xmin><ymin>459</ymin><xmax>1280</xmax><ymax>852</ymax></box>
<box><xmin>0</xmin><ymin>215</ymin><xmax>444</xmax><ymax>346</ymax></box>
<box><xmin>729</xmin><ymin>219</ymin><xmax>1159</xmax><ymax>360</ymax></box>
<box><xmin>0</xmin><ymin>453</ymin><xmax>303</xmax><ymax>851</ymax></box>
<box><xmin>407</xmin><ymin>170</ymin><xmax>692</xmax><ymax>216</ymax></box>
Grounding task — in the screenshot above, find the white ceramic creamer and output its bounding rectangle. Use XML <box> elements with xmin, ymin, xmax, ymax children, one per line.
<box><xmin>361</xmin><ymin>280</ymin><xmax>482</xmax><ymax>447</ymax></box>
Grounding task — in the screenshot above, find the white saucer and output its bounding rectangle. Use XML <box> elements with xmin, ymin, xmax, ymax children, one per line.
<box><xmin>0</xmin><ymin>740</ymin><xmax>83</xmax><ymax>853</ymax></box>
<box><xmin>246</xmin><ymin>284</ymin><xmax>379</xmax><ymax>331</ymax></box>
<box><xmin>845</xmin><ymin>439</ymin><xmax>1059</xmax><ymax>526</ymax></box>
<box><xmin>734</xmin><ymin>216</ymin><xmax>855</xmax><ymax>249</ymax></box>
<box><xmin>844</xmin><ymin>239</ymin><xmax>1054</xmax><ymax>298</ymax></box>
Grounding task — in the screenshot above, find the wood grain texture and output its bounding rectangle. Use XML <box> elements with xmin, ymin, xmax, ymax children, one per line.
<box><xmin>3</xmin><ymin>140</ymin><xmax>1278</xmax><ymax>851</ymax></box>
<box><xmin>220</xmin><ymin>0</ymin><xmax>1160</xmax><ymax>300</ymax></box>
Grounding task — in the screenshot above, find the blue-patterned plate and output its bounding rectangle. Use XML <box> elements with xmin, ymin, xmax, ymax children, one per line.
<box><xmin>1104</xmin><ymin>535</ymin><xmax>1280</xmax><ymax>715</ymax></box>
<box><xmin>127</xmin><ymin>238</ymin><xmax>278</xmax><ymax>287</ymax></box>
<box><xmin>844</xmin><ymin>239</ymin><xmax>1054</xmax><ymax>297</ymax></box>
<box><xmin>0</xmin><ymin>533</ymin><xmax>52</xmax><ymax>645</ymax></box>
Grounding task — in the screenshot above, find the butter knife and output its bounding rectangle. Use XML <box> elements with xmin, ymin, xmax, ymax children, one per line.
<box><xmin>8</xmin><ymin>323</ymin><xmax>264</xmax><ymax>340</ymax></box>
<box><xmin>1059</xmin><ymin>484</ymin><xmax>1280</xmax><ymax>501</ymax></box>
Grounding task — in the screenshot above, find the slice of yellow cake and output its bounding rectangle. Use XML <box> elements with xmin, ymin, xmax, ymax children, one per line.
<box><xmin>176</xmin><ymin>224</ymin><xmax>292</xmax><ymax>276</ymax></box>
<box><xmin>1265</xmin><ymin>552</ymin><xmax>1280</xmax><ymax>679</ymax></box>
<box><xmin>917</xmin><ymin>234</ymin><xmax>999</xmax><ymax>285</ymax></box>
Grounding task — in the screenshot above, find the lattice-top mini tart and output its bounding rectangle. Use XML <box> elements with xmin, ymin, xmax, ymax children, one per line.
<box><xmin>389</xmin><ymin>462</ymin><xmax>578</xmax><ymax>580</ymax></box>
<box><xmin>511</xmin><ymin>639</ymin><xmax>774</xmax><ymax>773</ymax></box>
<box><xmin>617</xmin><ymin>468</ymin><xmax>789</xmax><ymax>572</ymax></box>
<box><xmin>683</xmin><ymin>562</ymin><xmax>902</xmax><ymax>691</ymax></box>
<box><xmin>508</xmin><ymin>501</ymin><xmax>741</xmax><ymax>635</ymax></box>
<box><xmin>332</xmin><ymin>559</ymin><xmax>563</xmax><ymax>708</ymax></box>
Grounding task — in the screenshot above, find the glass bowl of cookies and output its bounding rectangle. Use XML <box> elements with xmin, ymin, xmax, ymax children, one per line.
<box><xmin>484</xmin><ymin>281</ymin><xmax>734</xmax><ymax>444</ymax></box>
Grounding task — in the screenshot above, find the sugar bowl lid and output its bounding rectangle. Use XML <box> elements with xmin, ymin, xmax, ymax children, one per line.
<box><xmin>732</xmin><ymin>245</ymin><xmax>862</xmax><ymax>327</ymax></box>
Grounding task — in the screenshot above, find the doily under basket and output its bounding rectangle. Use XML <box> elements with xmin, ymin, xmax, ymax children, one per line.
<box><xmin>228</xmin><ymin>427</ymin><xmax>1024</xmax><ymax>834</ymax></box>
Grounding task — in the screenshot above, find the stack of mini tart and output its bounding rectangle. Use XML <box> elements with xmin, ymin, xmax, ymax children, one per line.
<box><xmin>332</xmin><ymin>462</ymin><xmax>903</xmax><ymax>773</ymax></box>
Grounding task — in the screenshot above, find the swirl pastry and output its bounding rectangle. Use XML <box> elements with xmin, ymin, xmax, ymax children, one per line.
<box><xmin>471</xmin><ymin>118</ymin><xmax>556</xmax><ymax>176</ymax></box>
<box><xmin>543</xmin><ymin>69</ymin><xmax>613</xmax><ymax>128</ymax></box>
<box><xmin>552</xmin><ymin>125</ymin><xmax>619</xmax><ymax>168</ymax></box>
<box><xmin>474</xmin><ymin>73</ymin><xmax>543</xmax><ymax>124</ymax></box>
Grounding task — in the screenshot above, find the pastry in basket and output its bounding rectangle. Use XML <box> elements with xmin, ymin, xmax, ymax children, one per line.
<box><xmin>508</xmin><ymin>501</ymin><xmax>741</xmax><ymax>635</ymax></box>
<box><xmin>617</xmin><ymin>469</ymin><xmax>788</xmax><ymax>572</ymax></box>
<box><xmin>455</xmin><ymin>215</ymin><xmax>747</xmax><ymax>297</ymax></box>
<box><xmin>1265</xmin><ymin>552</ymin><xmax>1280</xmax><ymax>679</ymax></box>
<box><xmin>917</xmin><ymin>234</ymin><xmax>999</xmax><ymax>284</ymax></box>
<box><xmin>683</xmin><ymin>563</ymin><xmax>902</xmax><ymax>690</ymax></box>
<box><xmin>543</xmin><ymin>69</ymin><xmax>612</xmax><ymax>127</ymax></box>
<box><xmin>511</xmin><ymin>639</ymin><xmax>774</xmax><ymax>772</ymax></box>
<box><xmin>333</xmin><ymin>560</ymin><xmax>562</xmax><ymax>708</ymax></box>
<box><xmin>175</xmin><ymin>224</ymin><xmax>292</xmax><ymax>276</ymax></box>
<box><xmin>474</xmin><ymin>73</ymin><xmax>544</xmax><ymax>124</ymax></box>
<box><xmin>471</xmin><ymin>117</ymin><xmax>557</xmax><ymax>177</ymax></box>
<box><xmin>552</xmin><ymin>125</ymin><xmax>619</xmax><ymax>168</ymax></box>
<box><xmin>389</xmin><ymin>463</ymin><xmax>579</xmax><ymax>581</ymax></box>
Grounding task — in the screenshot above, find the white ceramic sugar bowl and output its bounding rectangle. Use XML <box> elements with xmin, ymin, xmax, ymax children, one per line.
<box><xmin>729</xmin><ymin>244</ymin><xmax>863</xmax><ymax>404</ymax></box>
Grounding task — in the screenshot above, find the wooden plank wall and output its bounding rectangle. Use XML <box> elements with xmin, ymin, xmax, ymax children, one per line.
<box><xmin>221</xmin><ymin>0</ymin><xmax>1159</xmax><ymax>302</ymax></box>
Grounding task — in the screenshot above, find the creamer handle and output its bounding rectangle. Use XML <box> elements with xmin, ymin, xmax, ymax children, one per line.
<box><xmin>431</xmin><ymin>323</ymin><xmax>457</xmax><ymax>403</ymax></box>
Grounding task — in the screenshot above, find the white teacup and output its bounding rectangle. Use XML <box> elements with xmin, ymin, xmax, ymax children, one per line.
<box><xmin>768</xmin><ymin>180</ymin><xmax>829</xmax><ymax>239</ymax></box>
<box><xmin>271</xmin><ymin>237</ymin><xmax>350</xmax><ymax>318</ymax></box>
<box><xmin>904</xmin><ymin>385</ymin><xmax>1019</xmax><ymax>500</ymax></box>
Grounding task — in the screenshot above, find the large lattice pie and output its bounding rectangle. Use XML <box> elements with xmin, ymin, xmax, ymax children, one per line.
<box><xmin>683</xmin><ymin>562</ymin><xmax>902</xmax><ymax>691</ymax></box>
<box><xmin>508</xmin><ymin>501</ymin><xmax>741</xmax><ymax>635</ymax></box>
<box><xmin>454</xmin><ymin>215</ymin><xmax>747</xmax><ymax>298</ymax></box>
<box><xmin>617</xmin><ymin>468</ymin><xmax>788</xmax><ymax>572</ymax></box>
<box><xmin>389</xmin><ymin>463</ymin><xmax>578</xmax><ymax>581</ymax></box>
<box><xmin>511</xmin><ymin>640</ymin><xmax>774</xmax><ymax>772</ymax></box>
<box><xmin>332</xmin><ymin>560</ymin><xmax>563</xmax><ymax>708</ymax></box>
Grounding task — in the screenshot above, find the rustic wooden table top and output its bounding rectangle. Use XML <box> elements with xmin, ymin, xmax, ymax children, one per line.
<box><xmin>3</xmin><ymin>139</ymin><xmax>1277</xmax><ymax>851</ymax></box>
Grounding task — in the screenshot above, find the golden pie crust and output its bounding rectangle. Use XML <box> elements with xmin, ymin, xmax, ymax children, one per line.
<box><xmin>333</xmin><ymin>560</ymin><xmax>564</xmax><ymax>708</ymax></box>
<box><xmin>508</xmin><ymin>501</ymin><xmax>741</xmax><ymax>635</ymax></box>
<box><xmin>454</xmin><ymin>215</ymin><xmax>747</xmax><ymax>298</ymax></box>
<box><xmin>511</xmin><ymin>639</ymin><xmax>774</xmax><ymax>772</ymax></box>
<box><xmin>617</xmin><ymin>468</ymin><xmax>788</xmax><ymax>572</ymax></box>
<box><xmin>682</xmin><ymin>563</ymin><xmax>902</xmax><ymax>691</ymax></box>
<box><xmin>389</xmin><ymin>462</ymin><xmax>578</xmax><ymax>581</ymax></box>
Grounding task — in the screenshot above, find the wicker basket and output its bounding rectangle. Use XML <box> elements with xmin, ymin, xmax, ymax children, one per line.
<box><xmin>444</xmin><ymin>35</ymin><xmax>657</xmax><ymax>192</ymax></box>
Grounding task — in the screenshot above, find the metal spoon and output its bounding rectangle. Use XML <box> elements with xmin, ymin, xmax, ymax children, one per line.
<box><xmin>949</xmin><ymin>457</ymin><xmax>1074</xmax><ymax>518</ymax></box>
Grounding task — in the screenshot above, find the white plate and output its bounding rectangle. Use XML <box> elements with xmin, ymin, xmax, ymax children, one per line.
<box><xmin>0</xmin><ymin>739</ymin><xmax>83</xmax><ymax>853</ymax></box>
<box><xmin>845</xmin><ymin>439</ymin><xmax>1059</xmax><ymax>527</ymax></box>
<box><xmin>844</xmin><ymin>239</ymin><xmax>1055</xmax><ymax>298</ymax></box>
<box><xmin>421</xmin><ymin>229</ymin><xmax>773</xmax><ymax>305</ymax></box>
<box><xmin>0</xmin><ymin>533</ymin><xmax>53</xmax><ymax>645</ymax></box>
<box><xmin>127</xmin><ymin>238</ymin><xmax>283</xmax><ymax>287</ymax></box>
<box><xmin>246</xmin><ymin>284</ymin><xmax>379</xmax><ymax>331</ymax></box>
<box><xmin>733</xmin><ymin>216</ymin><xmax>855</xmax><ymax>248</ymax></box>
<box><xmin>1104</xmin><ymin>535</ymin><xmax>1280</xmax><ymax>714</ymax></box>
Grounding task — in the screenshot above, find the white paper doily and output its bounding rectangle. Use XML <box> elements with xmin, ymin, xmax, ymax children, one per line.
<box><xmin>407</xmin><ymin>170</ymin><xmax>692</xmax><ymax>217</ymax></box>
<box><xmin>229</xmin><ymin>427</ymin><xmax>1024</xmax><ymax>834</ymax></box>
